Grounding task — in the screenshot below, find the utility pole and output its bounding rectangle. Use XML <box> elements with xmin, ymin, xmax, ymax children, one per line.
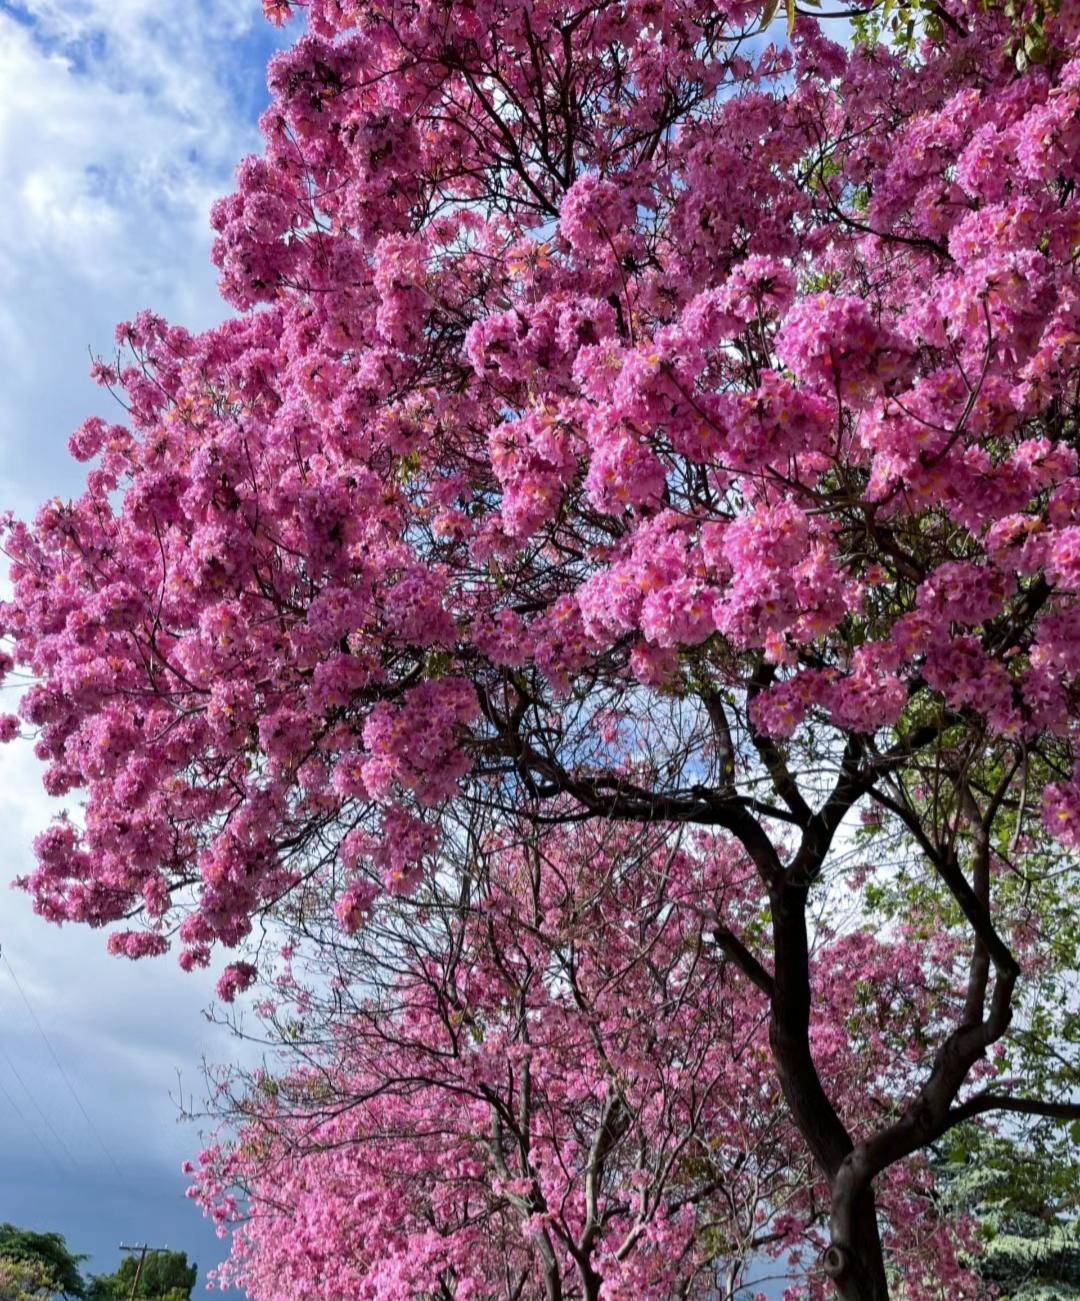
<box><xmin>117</xmin><ymin>1243</ymin><xmax>170</xmax><ymax>1301</ymax></box>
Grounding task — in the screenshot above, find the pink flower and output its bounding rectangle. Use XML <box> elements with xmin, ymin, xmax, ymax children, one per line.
<box><xmin>216</xmin><ymin>962</ymin><xmax>258</xmax><ymax>1003</ymax></box>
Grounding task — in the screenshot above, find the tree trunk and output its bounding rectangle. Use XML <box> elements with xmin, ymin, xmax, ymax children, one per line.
<box><xmin>578</xmin><ymin>1262</ymin><xmax>602</xmax><ymax>1301</ymax></box>
<box><xmin>767</xmin><ymin>886</ymin><xmax>891</xmax><ymax>1300</ymax></box>
<box><xmin>824</xmin><ymin>1175</ymin><xmax>890</xmax><ymax>1301</ymax></box>
<box><xmin>534</xmin><ymin>1233</ymin><xmax>563</xmax><ymax>1301</ymax></box>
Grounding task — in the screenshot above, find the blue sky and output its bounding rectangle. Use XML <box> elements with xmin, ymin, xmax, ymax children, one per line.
<box><xmin>0</xmin><ymin>0</ymin><xmax>289</xmax><ymax>1284</ymax></box>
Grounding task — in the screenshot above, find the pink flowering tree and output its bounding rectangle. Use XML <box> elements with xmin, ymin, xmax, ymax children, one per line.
<box><xmin>187</xmin><ymin>818</ymin><xmax>983</xmax><ymax>1299</ymax></box>
<box><xmin>4</xmin><ymin>0</ymin><xmax>1080</xmax><ymax>1294</ymax></box>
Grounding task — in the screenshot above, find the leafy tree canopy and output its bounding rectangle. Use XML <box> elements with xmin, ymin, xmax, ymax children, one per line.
<box><xmin>936</xmin><ymin>1127</ymin><xmax>1080</xmax><ymax>1297</ymax></box>
<box><xmin>87</xmin><ymin>1252</ymin><xmax>196</xmax><ymax>1301</ymax></box>
<box><xmin>0</xmin><ymin>1257</ymin><xmax>60</xmax><ymax>1301</ymax></box>
<box><xmin>0</xmin><ymin>1226</ymin><xmax>85</xmax><ymax>1300</ymax></box>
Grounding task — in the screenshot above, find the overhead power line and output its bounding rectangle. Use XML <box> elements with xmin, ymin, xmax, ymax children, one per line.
<box><xmin>0</xmin><ymin>979</ymin><xmax>82</xmax><ymax>1169</ymax></box>
<box><xmin>0</xmin><ymin>1025</ymin><xmax>81</xmax><ymax>1169</ymax></box>
<box><xmin>0</xmin><ymin>1066</ymin><xmax>62</xmax><ymax>1171</ymax></box>
<box><xmin>0</xmin><ymin>941</ymin><xmax>124</xmax><ymax>1179</ymax></box>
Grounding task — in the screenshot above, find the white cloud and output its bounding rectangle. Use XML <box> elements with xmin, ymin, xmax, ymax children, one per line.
<box><xmin>0</xmin><ymin>1</ymin><xmax>280</xmax><ymax>513</ymax></box>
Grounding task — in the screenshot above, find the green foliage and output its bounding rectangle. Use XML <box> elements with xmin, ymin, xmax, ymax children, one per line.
<box><xmin>87</xmin><ymin>1252</ymin><xmax>196</xmax><ymax>1301</ymax></box>
<box><xmin>851</xmin><ymin>0</ymin><xmax>1065</xmax><ymax>69</ymax></box>
<box><xmin>999</xmin><ymin>0</ymin><xmax>1060</xmax><ymax>70</ymax></box>
<box><xmin>936</xmin><ymin>1127</ymin><xmax>1080</xmax><ymax>1296</ymax></box>
<box><xmin>0</xmin><ymin>1226</ymin><xmax>86</xmax><ymax>1300</ymax></box>
<box><xmin>0</xmin><ymin>1257</ymin><xmax>58</xmax><ymax>1301</ymax></box>
<box><xmin>850</xmin><ymin>0</ymin><xmax>950</xmax><ymax>52</ymax></box>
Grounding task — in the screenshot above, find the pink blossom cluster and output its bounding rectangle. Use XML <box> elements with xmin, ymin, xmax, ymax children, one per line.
<box><xmin>0</xmin><ymin>0</ymin><xmax>1077</xmax><ymax>989</ymax></box>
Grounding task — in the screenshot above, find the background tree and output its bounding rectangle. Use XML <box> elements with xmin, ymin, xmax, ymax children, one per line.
<box><xmin>4</xmin><ymin>0</ymin><xmax>1080</xmax><ymax>1296</ymax></box>
<box><xmin>0</xmin><ymin>1226</ymin><xmax>85</xmax><ymax>1300</ymax></box>
<box><xmin>934</xmin><ymin>1126</ymin><xmax>1080</xmax><ymax>1298</ymax></box>
<box><xmin>0</xmin><ymin>1257</ymin><xmax>58</xmax><ymax>1301</ymax></box>
<box><xmin>86</xmin><ymin>1251</ymin><xmax>195</xmax><ymax>1301</ymax></box>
